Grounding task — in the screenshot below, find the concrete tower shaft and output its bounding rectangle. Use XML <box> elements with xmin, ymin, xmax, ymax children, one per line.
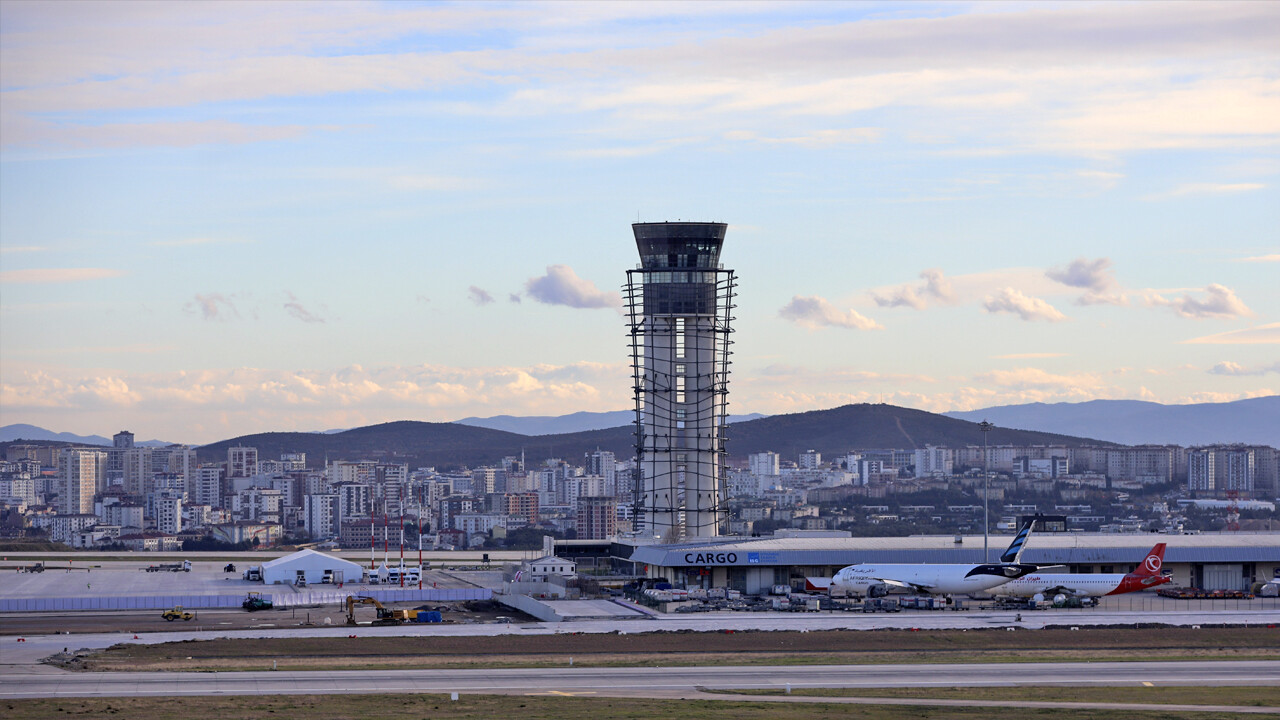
<box><xmin>625</xmin><ymin>222</ymin><xmax>736</xmax><ymax>540</ymax></box>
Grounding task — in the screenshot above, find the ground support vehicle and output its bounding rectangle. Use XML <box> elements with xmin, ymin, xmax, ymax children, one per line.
<box><xmin>242</xmin><ymin>592</ymin><xmax>274</xmax><ymax>611</ymax></box>
<box><xmin>161</xmin><ymin>606</ymin><xmax>195</xmax><ymax>621</ymax></box>
<box><xmin>144</xmin><ymin>561</ymin><xmax>191</xmax><ymax>572</ymax></box>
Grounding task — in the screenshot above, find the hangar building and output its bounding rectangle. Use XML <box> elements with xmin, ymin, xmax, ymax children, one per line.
<box><xmin>614</xmin><ymin>532</ymin><xmax>1280</xmax><ymax>595</ymax></box>
<box><xmin>259</xmin><ymin>548</ymin><xmax>363</xmax><ymax>585</ymax></box>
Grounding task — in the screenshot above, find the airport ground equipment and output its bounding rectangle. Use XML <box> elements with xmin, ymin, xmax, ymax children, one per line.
<box><xmin>161</xmin><ymin>606</ymin><xmax>195</xmax><ymax>621</ymax></box>
<box><xmin>144</xmin><ymin>560</ymin><xmax>191</xmax><ymax>572</ymax></box>
<box><xmin>224</xmin><ymin>563</ymin><xmax>236</xmax><ymax>573</ymax></box>
<box><xmin>19</xmin><ymin>563</ymin><xmax>45</xmax><ymax>573</ymax></box>
<box><xmin>242</xmin><ymin>592</ymin><xmax>274</xmax><ymax>611</ymax></box>
<box><xmin>345</xmin><ymin>595</ymin><xmax>400</xmax><ymax>625</ymax></box>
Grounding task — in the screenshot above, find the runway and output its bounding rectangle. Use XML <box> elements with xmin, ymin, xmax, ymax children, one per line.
<box><xmin>3</xmin><ymin>660</ymin><xmax>1279</xmax><ymax>700</ymax></box>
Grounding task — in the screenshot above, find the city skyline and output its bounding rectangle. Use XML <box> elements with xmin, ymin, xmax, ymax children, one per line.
<box><xmin>2</xmin><ymin>1</ymin><xmax>1278</xmax><ymax>445</ymax></box>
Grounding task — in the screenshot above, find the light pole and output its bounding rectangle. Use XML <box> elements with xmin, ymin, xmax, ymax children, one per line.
<box><xmin>979</xmin><ymin>420</ymin><xmax>994</xmax><ymax>563</ymax></box>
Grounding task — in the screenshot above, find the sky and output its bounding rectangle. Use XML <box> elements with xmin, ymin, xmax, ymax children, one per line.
<box><xmin>1</xmin><ymin>0</ymin><xmax>1277</xmax><ymax>445</ymax></box>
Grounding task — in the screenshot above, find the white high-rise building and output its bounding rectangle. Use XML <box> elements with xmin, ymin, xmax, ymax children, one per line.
<box><xmin>304</xmin><ymin>493</ymin><xmax>339</xmax><ymax>540</ymax></box>
<box><xmin>914</xmin><ymin>446</ymin><xmax>955</xmax><ymax>478</ymax></box>
<box><xmin>799</xmin><ymin>450</ymin><xmax>822</xmax><ymax>469</ymax></box>
<box><xmin>58</xmin><ymin>448</ymin><xmax>105</xmax><ymax>515</ymax></box>
<box><xmin>157</xmin><ymin>495</ymin><xmax>183</xmax><ymax>535</ymax></box>
<box><xmin>749</xmin><ymin>452</ymin><xmax>780</xmax><ymax>478</ymax></box>
<box><xmin>194</xmin><ymin>466</ymin><xmax>225</xmax><ymax>508</ymax></box>
<box><xmin>228</xmin><ymin>446</ymin><xmax>259</xmax><ymax>478</ymax></box>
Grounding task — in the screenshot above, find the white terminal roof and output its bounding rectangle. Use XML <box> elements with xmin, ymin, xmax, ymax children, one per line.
<box><xmin>626</xmin><ymin>532</ymin><xmax>1280</xmax><ymax>566</ymax></box>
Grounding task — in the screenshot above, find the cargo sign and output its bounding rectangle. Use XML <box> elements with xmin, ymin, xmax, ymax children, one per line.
<box><xmin>681</xmin><ymin>551</ymin><xmax>781</xmax><ymax>566</ymax></box>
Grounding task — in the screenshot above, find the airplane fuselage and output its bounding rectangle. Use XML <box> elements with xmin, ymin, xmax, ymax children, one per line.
<box><xmin>832</xmin><ymin>563</ymin><xmax>1033</xmax><ymax>597</ymax></box>
<box><xmin>1000</xmin><ymin>572</ymin><xmax>1171</xmax><ymax>598</ymax></box>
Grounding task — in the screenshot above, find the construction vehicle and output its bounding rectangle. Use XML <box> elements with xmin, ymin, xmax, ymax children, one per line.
<box><xmin>242</xmin><ymin>592</ymin><xmax>274</xmax><ymax>611</ymax></box>
<box><xmin>161</xmin><ymin>606</ymin><xmax>195</xmax><ymax>621</ymax></box>
<box><xmin>345</xmin><ymin>595</ymin><xmax>401</xmax><ymax>626</ymax></box>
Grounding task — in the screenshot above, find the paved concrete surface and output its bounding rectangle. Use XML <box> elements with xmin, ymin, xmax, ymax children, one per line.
<box><xmin>3</xmin><ymin>660</ymin><xmax>1278</xmax><ymax>700</ymax></box>
<box><xmin>3</xmin><ymin>561</ymin><xmax>475</xmax><ymax>598</ymax></box>
<box><xmin>543</xmin><ymin>599</ymin><xmax>645</xmax><ymax>618</ymax></box>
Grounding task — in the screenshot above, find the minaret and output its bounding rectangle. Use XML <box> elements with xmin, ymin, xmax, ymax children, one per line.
<box><xmin>625</xmin><ymin>222</ymin><xmax>736</xmax><ymax>539</ymax></box>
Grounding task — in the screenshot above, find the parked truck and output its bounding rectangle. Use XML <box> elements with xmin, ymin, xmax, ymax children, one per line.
<box><xmin>144</xmin><ymin>560</ymin><xmax>191</xmax><ymax>573</ymax></box>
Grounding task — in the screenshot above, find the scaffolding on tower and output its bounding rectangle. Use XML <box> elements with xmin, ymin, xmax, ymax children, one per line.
<box><xmin>624</xmin><ymin>221</ymin><xmax>736</xmax><ymax>541</ymax></box>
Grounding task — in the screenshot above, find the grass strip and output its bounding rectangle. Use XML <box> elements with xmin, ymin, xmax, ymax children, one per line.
<box><xmin>0</xmin><ymin>693</ymin><xmax>1261</xmax><ymax>720</ymax></box>
<box><xmin>708</xmin><ymin>685</ymin><xmax>1280</xmax><ymax>706</ymax></box>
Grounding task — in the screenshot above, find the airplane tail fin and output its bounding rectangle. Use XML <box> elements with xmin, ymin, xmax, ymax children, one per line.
<box><xmin>999</xmin><ymin>521</ymin><xmax>1034</xmax><ymax>564</ymax></box>
<box><xmin>1130</xmin><ymin>543</ymin><xmax>1167</xmax><ymax>577</ymax></box>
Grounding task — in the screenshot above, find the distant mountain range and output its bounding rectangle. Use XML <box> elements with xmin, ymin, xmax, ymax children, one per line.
<box><xmin>944</xmin><ymin>396</ymin><xmax>1279</xmax><ymax>446</ymax></box>
<box><xmin>454</xmin><ymin>410</ymin><xmax>767</xmax><ymax>435</ymax></box>
<box><xmin>7</xmin><ymin>397</ymin><xmax>1273</xmax><ymax>457</ymax></box>
<box><xmin>0</xmin><ymin>424</ymin><xmax>174</xmax><ymax>448</ymax></box>
<box><xmin>191</xmin><ymin>403</ymin><xmax>1112</xmax><ymax>469</ymax></box>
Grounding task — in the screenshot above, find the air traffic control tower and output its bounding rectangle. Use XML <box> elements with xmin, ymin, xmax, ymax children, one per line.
<box><xmin>625</xmin><ymin>222</ymin><xmax>736</xmax><ymax>540</ymax></box>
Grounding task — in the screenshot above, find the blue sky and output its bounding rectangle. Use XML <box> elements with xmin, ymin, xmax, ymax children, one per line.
<box><xmin>1</xmin><ymin>1</ymin><xmax>1277</xmax><ymax>444</ymax></box>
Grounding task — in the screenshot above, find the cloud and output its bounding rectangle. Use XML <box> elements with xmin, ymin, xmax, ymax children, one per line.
<box><xmin>0</xmin><ymin>268</ymin><xmax>126</xmax><ymax>283</ymax></box>
<box><xmin>779</xmin><ymin>296</ymin><xmax>882</xmax><ymax>330</ymax></box>
<box><xmin>283</xmin><ymin>292</ymin><xmax>325</xmax><ymax>323</ymax></box>
<box><xmin>1148</xmin><ymin>182</ymin><xmax>1267</xmax><ymax>199</ymax></box>
<box><xmin>1145</xmin><ymin>283</ymin><xmax>1253</xmax><ymax>319</ymax></box>
<box><xmin>1183</xmin><ymin>323</ymin><xmax>1280</xmax><ymax>345</ymax></box>
<box><xmin>0</xmin><ymin>245</ymin><xmax>46</xmax><ymax>254</ymax></box>
<box><xmin>508</xmin><ymin>293</ymin><xmax>522</xmax><ymax>303</ymax></box>
<box><xmin>724</xmin><ymin>127</ymin><xmax>882</xmax><ymax>146</ymax></box>
<box><xmin>0</xmin><ymin>361</ymin><xmax>632</xmax><ymax>443</ymax></box>
<box><xmin>523</xmin><ymin>265</ymin><xmax>620</xmax><ymax>309</ymax></box>
<box><xmin>982</xmin><ymin>288</ymin><xmax>1067</xmax><ymax>322</ymax></box>
<box><xmin>990</xmin><ymin>353</ymin><xmax>1068</xmax><ymax>360</ymax></box>
<box><xmin>468</xmin><ymin>286</ymin><xmax>495</xmax><ymax>305</ymax></box>
<box><xmin>5</xmin><ymin>2</ymin><xmax>1278</xmax><ymax>156</ymax></box>
<box><xmin>871</xmin><ymin>268</ymin><xmax>956</xmax><ymax>310</ymax></box>
<box><xmin>1045</xmin><ymin>257</ymin><xmax>1127</xmax><ymax>305</ymax></box>
<box><xmin>149</xmin><ymin>237</ymin><xmax>249</xmax><ymax>248</ymax></box>
<box><xmin>1209</xmin><ymin>360</ymin><xmax>1280</xmax><ymax>376</ymax></box>
<box><xmin>976</xmin><ymin>367</ymin><xmax>1102</xmax><ymax>391</ymax></box>
<box><xmin>6</xmin><ymin>118</ymin><xmax>311</xmax><ymax>149</ymax></box>
<box><xmin>185</xmin><ymin>293</ymin><xmax>239</xmax><ymax>321</ymax></box>
<box><xmin>753</xmin><ymin>364</ymin><xmax>934</xmax><ymax>384</ymax></box>
<box><xmin>1235</xmin><ymin>254</ymin><xmax>1280</xmax><ymax>263</ymax></box>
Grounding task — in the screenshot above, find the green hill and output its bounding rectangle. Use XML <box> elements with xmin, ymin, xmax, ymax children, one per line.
<box><xmin>196</xmin><ymin>404</ymin><xmax>1114</xmax><ymax>469</ymax></box>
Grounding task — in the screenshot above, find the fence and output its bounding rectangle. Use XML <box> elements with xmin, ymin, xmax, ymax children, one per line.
<box><xmin>0</xmin><ymin>587</ymin><xmax>491</xmax><ymax>612</ymax></box>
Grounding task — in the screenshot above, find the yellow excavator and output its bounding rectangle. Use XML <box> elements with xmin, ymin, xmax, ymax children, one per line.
<box><xmin>345</xmin><ymin>595</ymin><xmax>409</xmax><ymax>626</ymax></box>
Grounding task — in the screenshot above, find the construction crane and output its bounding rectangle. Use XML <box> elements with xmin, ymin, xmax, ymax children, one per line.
<box><xmin>345</xmin><ymin>595</ymin><xmax>404</xmax><ymax>626</ymax></box>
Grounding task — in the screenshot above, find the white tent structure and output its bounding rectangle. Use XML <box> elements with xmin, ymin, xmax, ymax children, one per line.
<box><xmin>259</xmin><ymin>548</ymin><xmax>363</xmax><ymax>586</ymax></box>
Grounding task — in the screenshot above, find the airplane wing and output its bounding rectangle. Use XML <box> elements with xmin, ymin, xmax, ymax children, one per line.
<box><xmin>878</xmin><ymin>577</ymin><xmax>935</xmax><ymax>593</ymax></box>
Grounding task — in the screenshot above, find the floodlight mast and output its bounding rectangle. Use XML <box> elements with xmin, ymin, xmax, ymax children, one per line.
<box><xmin>979</xmin><ymin>420</ymin><xmax>994</xmax><ymax>562</ymax></box>
<box><xmin>625</xmin><ymin>222</ymin><xmax>736</xmax><ymax>541</ymax></box>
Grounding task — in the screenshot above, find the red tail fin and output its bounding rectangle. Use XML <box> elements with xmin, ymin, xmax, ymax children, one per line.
<box><xmin>1131</xmin><ymin>543</ymin><xmax>1166</xmax><ymax>577</ymax></box>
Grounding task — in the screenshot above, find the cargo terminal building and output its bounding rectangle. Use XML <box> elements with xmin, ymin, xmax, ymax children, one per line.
<box><xmin>610</xmin><ymin>532</ymin><xmax>1280</xmax><ymax>595</ymax></box>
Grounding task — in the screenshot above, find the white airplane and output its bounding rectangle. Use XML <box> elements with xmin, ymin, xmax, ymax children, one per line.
<box><xmin>998</xmin><ymin>542</ymin><xmax>1171</xmax><ymax>601</ymax></box>
<box><xmin>832</xmin><ymin>521</ymin><xmax>1040</xmax><ymax>598</ymax></box>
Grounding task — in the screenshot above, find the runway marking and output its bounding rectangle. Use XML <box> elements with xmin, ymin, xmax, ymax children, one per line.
<box><xmin>527</xmin><ymin>690</ymin><xmax>597</xmax><ymax>696</ymax></box>
<box><xmin>1142</xmin><ymin>682</ymin><xmax>1154</xmax><ymax>687</ymax></box>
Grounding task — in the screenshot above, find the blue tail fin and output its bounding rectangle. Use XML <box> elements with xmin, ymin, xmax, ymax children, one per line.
<box><xmin>999</xmin><ymin>521</ymin><xmax>1034</xmax><ymax>564</ymax></box>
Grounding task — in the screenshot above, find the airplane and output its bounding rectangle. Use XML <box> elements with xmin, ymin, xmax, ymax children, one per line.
<box><xmin>997</xmin><ymin>542</ymin><xmax>1171</xmax><ymax>601</ymax></box>
<box><xmin>831</xmin><ymin>521</ymin><xmax>1041</xmax><ymax>598</ymax></box>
